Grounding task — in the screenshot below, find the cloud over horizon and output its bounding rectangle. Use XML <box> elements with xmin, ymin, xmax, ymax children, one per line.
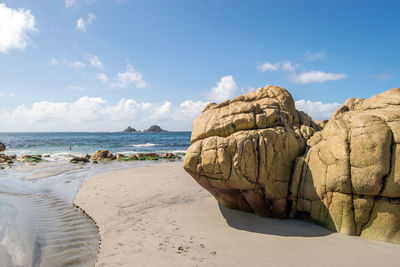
<box><xmin>0</xmin><ymin>3</ymin><xmax>37</xmax><ymax>54</ymax></box>
<box><xmin>0</xmin><ymin>97</ymin><xmax>207</xmax><ymax>131</ymax></box>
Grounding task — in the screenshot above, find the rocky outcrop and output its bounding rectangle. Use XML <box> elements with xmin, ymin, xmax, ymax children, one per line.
<box><xmin>17</xmin><ymin>155</ymin><xmax>42</xmax><ymax>163</ymax></box>
<box><xmin>144</xmin><ymin>125</ymin><xmax>168</xmax><ymax>132</ymax></box>
<box><xmin>70</xmin><ymin>157</ymin><xmax>90</xmax><ymax>163</ymax></box>
<box><xmin>90</xmin><ymin>150</ymin><xmax>116</xmax><ymax>160</ymax></box>
<box><xmin>123</xmin><ymin>126</ymin><xmax>137</xmax><ymax>132</ymax></box>
<box><xmin>184</xmin><ymin>85</ymin><xmax>320</xmax><ymax>218</ymax></box>
<box><xmin>0</xmin><ymin>154</ymin><xmax>13</xmax><ymax>164</ymax></box>
<box><xmin>184</xmin><ymin>85</ymin><xmax>400</xmax><ymax>244</ymax></box>
<box><xmin>0</xmin><ymin>142</ymin><xmax>5</xmax><ymax>151</ymax></box>
<box><xmin>290</xmin><ymin>88</ymin><xmax>400</xmax><ymax>244</ymax></box>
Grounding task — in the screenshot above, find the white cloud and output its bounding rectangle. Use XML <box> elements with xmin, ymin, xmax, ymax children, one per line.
<box><xmin>0</xmin><ymin>3</ymin><xmax>37</xmax><ymax>54</ymax></box>
<box><xmin>111</xmin><ymin>64</ymin><xmax>149</xmax><ymax>88</ymax></box>
<box><xmin>258</xmin><ymin>62</ymin><xmax>279</xmax><ymax>72</ymax></box>
<box><xmin>86</xmin><ymin>54</ymin><xmax>102</xmax><ymax>67</ymax></box>
<box><xmin>96</xmin><ymin>73</ymin><xmax>108</xmax><ymax>83</ymax></box>
<box><xmin>295</xmin><ymin>99</ymin><xmax>341</xmax><ymax>120</ymax></box>
<box><xmin>48</xmin><ymin>58</ymin><xmax>58</xmax><ymax>66</ymax></box>
<box><xmin>306</xmin><ymin>51</ymin><xmax>325</xmax><ymax>61</ymax></box>
<box><xmin>292</xmin><ymin>71</ymin><xmax>346</xmax><ymax>84</ymax></box>
<box><xmin>76</xmin><ymin>13</ymin><xmax>96</xmax><ymax>32</ymax></box>
<box><xmin>0</xmin><ymin>97</ymin><xmax>207</xmax><ymax>131</ymax></box>
<box><xmin>207</xmin><ymin>75</ymin><xmax>238</xmax><ymax>103</ymax></box>
<box><xmin>257</xmin><ymin>61</ymin><xmax>297</xmax><ymax>72</ymax></box>
<box><xmin>281</xmin><ymin>61</ymin><xmax>296</xmax><ymax>72</ymax></box>
<box><xmin>70</xmin><ymin>60</ymin><xmax>86</xmax><ymax>69</ymax></box>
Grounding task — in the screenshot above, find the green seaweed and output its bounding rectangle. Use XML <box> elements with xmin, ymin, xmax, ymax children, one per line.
<box><xmin>117</xmin><ymin>156</ymin><xmax>137</xmax><ymax>161</ymax></box>
<box><xmin>145</xmin><ymin>156</ymin><xmax>159</xmax><ymax>160</ymax></box>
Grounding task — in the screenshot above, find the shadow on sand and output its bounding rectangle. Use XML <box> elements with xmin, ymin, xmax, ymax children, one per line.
<box><xmin>218</xmin><ymin>203</ymin><xmax>332</xmax><ymax>237</ymax></box>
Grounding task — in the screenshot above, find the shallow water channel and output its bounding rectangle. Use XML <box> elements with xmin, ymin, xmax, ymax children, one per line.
<box><xmin>0</xmin><ymin>161</ymin><xmax>145</xmax><ymax>267</ymax></box>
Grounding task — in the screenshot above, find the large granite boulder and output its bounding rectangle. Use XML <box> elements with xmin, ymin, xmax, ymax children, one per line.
<box><xmin>184</xmin><ymin>85</ymin><xmax>320</xmax><ymax>218</ymax></box>
<box><xmin>290</xmin><ymin>88</ymin><xmax>400</xmax><ymax>243</ymax></box>
<box><xmin>184</xmin><ymin>85</ymin><xmax>400</xmax><ymax>244</ymax></box>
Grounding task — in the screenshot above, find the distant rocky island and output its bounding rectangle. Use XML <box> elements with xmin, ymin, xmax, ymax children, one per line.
<box><xmin>144</xmin><ymin>125</ymin><xmax>168</xmax><ymax>132</ymax></box>
<box><xmin>123</xmin><ymin>126</ymin><xmax>137</xmax><ymax>132</ymax></box>
<box><xmin>122</xmin><ymin>125</ymin><xmax>168</xmax><ymax>133</ymax></box>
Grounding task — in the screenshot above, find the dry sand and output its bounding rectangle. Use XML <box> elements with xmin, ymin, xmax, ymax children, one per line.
<box><xmin>74</xmin><ymin>162</ymin><xmax>400</xmax><ymax>267</ymax></box>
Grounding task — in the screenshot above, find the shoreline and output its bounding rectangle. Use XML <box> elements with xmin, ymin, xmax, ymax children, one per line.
<box><xmin>74</xmin><ymin>162</ymin><xmax>400</xmax><ymax>267</ymax></box>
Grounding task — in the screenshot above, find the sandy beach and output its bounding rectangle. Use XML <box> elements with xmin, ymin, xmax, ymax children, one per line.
<box><xmin>74</xmin><ymin>162</ymin><xmax>400</xmax><ymax>267</ymax></box>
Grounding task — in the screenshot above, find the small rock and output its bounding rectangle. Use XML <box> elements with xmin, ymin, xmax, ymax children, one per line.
<box><xmin>70</xmin><ymin>157</ymin><xmax>90</xmax><ymax>163</ymax></box>
<box><xmin>0</xmin><ymin>142</ymin><xmax>5</xmax><ymax>152</ymax></box>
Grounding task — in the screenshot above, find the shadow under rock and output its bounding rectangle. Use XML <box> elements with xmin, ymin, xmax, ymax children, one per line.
<box><xmin>218</xmin><ymin>203</ymin><xmax>332</xmax><ymax>237</ymax></box>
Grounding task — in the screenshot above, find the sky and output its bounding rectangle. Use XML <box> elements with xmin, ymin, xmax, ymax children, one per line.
<box><xmin>0</xmin><ymin>0</ymin><xmax>399</xmax><ymax>132</ymax></box>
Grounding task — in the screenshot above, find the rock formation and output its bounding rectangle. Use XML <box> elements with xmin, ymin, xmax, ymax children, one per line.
<box><xmin>290</xmin><ymin>88</ymin><xmax>400</xmax><ymax>244</ymax></box>
<box><xmin>144</xmin><ymin>125</ymin><xmax>168</xmax><ymax>132</ymax></box>
<box><xmin>70</xmin><ymin>157</ymin><xmax>90</xmax><ymax>163</ymax></box>
<box><xmin>184</xmin><ymin>85</ymin><xmax>400</xmax><ymax>244</ymax></box>
<box><xmin>184</xmin><ymin>85</ymin><xmax>320</xmax><ymax>218</ymax></box>
<box><xmin>0</xmin><ymin>142</ymin><xmax>5</xmax><ymax>151</ymax></box>
<box><xmin>0</xmin><ymin>154</ymin><xmax>13</xmax><ymax>164</ymax></box>
<box><xmin>91</xmin><ymin>150</ymin><xmax>116</xmax><ymax>160</ymax></box>
<box><xmin>123</xmin><ymin>126</ymin><xmax>137</xmax><ymax>132</ymax></box>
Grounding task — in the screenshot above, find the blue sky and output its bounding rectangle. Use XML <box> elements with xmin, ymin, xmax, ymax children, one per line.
<box><xmin>0</xmin><ymin>0</ymin><xmax>399</xmax><ymax>131</ymax></box>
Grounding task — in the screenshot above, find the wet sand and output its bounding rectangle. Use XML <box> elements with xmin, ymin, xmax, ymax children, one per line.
<box><xmin>74</xmin><ymin>162</ymin><xmax>400</xmax><ymax>267</ymax></box>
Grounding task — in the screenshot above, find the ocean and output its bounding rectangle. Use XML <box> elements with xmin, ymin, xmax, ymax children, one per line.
<box><xmin>0</xmin><ymin>132</ymin><xmax>191</xmax><ymax>267</ymax></box>
<box><xmin>0</xmin><ymin>132</ymin><xmax>192</xmax><ymax>158</ymax></box>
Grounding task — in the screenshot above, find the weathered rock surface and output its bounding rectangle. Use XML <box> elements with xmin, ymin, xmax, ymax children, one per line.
<box><xmin>184</xmin><ymin>85</ymin><xmax>320</xmax><ymax>218</ymax></box>
<box><xmin>0</xmin><ymin>142</ymin><xmax>5</xmax><ymax>151</ymax></box>
<box><xmin>290</xmin><ymin>88</ymin><xmax>400</xmax><ymax>244</ymax></box>
<box><xmin>184</xmin><ymin>85</ymin><xmax>400</xmax><ymax>244</ymax></box>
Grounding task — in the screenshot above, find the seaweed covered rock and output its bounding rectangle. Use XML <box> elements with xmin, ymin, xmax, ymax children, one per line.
<box><xmin>0</xmin><ymin>154</ymin><xmax>13</xmax><ymax>164</ymax></box>
<box><xmin>17</xmin><ymin>155</ymin><xmax>42</xmax><ymax>163</ymax></box>
<box><xmin>70</xmin><ymin>157</ymin><xmax>90</xmax><ymax>163</ymax></box>
<box><xmin>290</xmin><ymin>88</ymin><xmax>400</xmax><ymax>244</ymax></box>
<box><xmin>184</xmin><ymin>85</ymin><xmax>320</xmax><ymax>218</ymax></box>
